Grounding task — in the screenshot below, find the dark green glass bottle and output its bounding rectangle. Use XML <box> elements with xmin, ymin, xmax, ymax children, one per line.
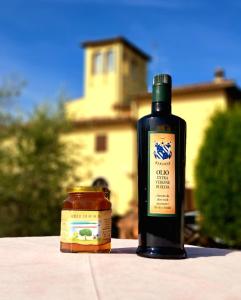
<box><xmin>136</xmin><ymin>74</ymin><xmax>187</xmax><ymax>259</ymax></box>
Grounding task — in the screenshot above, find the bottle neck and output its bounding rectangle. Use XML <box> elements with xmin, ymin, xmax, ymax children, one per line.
<box><xmin>151</xmin><ymin>101</ymin><xmax>171</xmax><ymax>114</ymax></box>
<box><xmin>152</xmin><ymin>80</ymin><xmax>172</xmax><ymax>115</ymax></box>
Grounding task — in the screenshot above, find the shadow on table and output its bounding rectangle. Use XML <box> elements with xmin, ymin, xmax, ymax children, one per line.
<box><xmin>111</xmin><ymin>246</ymin><xmax>233</xmax><ymax>258</ymax></box>
<box><xmin>111</xmin><ymin>247</ymin><xmax>136</xmax><ymax>254</ymax></box>
<box><xmin>186</xmin><ymin>246</ymin><xmax>232</xmax><ymax>258</ymax></box>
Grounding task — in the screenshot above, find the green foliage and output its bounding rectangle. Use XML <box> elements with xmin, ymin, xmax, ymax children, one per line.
<box><xmin>0</xmin><ymin>82</ymin><xmax>78</xmax><ymax>237</ymax></box>
<box><xmin>79</xmin><ymin>229</ymin><xmax>92</xmax><ymax>237</ymax></box>
<box><xmin>195</xmin><ymin>105</ymin><xmax>241</xmax><ymax>247</ymax></box>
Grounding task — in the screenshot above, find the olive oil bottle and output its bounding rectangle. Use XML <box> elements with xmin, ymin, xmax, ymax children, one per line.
<box><xmin>136</xmin><ymin>74</ymin><xmax>187</xmax><ymax>259</ymax></box>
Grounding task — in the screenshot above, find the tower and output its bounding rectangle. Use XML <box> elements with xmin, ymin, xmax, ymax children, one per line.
<box><xmin>81</xmin><ymin>37</ymin><xmax>150</xmax><ymax>117</ymax></box>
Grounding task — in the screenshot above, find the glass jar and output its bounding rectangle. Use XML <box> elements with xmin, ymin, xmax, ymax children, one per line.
<box><xmin>60</xmin><ymin>186</ymin><xmax>111</xmax><ymax>253</ymax></box>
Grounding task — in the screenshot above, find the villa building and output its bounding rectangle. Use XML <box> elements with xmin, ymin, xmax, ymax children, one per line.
<box><xmin>65</xmin><ymin>36</ymin><xmax>241</xmax><ymax>216</ymax></box>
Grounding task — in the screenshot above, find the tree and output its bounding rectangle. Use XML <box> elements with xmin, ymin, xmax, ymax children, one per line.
<box><xmin>195</xmin><ymin>105</ymin><xmax>241</xmax><ymax>247</ymax></box>
<box><xmin>79</xmin><ymin>229</ymin><xmax>92</xmax><ymax>240</ymax></box>
<box><xmin>0</xmin><ymin>80</ymin><xmax>78</xmax><ymax>237</ymax></box>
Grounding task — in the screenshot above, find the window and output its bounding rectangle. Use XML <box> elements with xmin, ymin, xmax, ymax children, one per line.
<box><xmin>106</xmin><ymin>50</ymin><xmax>115</xmax><ymax>72</ymax></box>
<box><xmin>95</xmin><ymin>134</ymin><xmax>107</xmax><ymax>152</ymax></box>
<box><xmin>92</xmin><ymin>177</ymin><xmax>109</xmax><ymax>188</ymax></box>
<box><xmin>131</xmin><ymin>59</ymin><xmax>138</xmax><ymax>80</ymax></box>
<box><xmin>92</xmin><ymin>52</ymin><xmax>103</xmax><ymax>74</ymax></box>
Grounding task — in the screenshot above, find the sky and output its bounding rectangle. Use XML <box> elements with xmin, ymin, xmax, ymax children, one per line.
<box><xmin>0</xmin><ymin>0</ymin><xmax>241</xmax><ymax>112</ymax></box>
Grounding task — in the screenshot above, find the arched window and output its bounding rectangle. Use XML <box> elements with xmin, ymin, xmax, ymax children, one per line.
<box><xmin>106</xmin><ymin>50</ymin><xmax>115</xmax><ymax>72</ymax></box>
<box><xmin>92</xmin><ymin>52</ymin><xmax>103</xmax><ymax>74</ymax></box>
<box><xmin>92</xmin><ymin>177</ymin><xmax>109</xmax><ymax>188</ymax></box>
<box><xmin>92</xmin><ymin>178</ymin><xmax>110</xmax><ymax>200</ymax></box>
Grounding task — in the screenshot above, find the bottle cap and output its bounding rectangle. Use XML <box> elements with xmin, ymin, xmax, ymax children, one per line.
<box><xmin>153</xmin><ymin>74</ymin><xmax>172</xmax><ymax>86</ymax></box>
<box><xmin>152</xmin><ymin>74</ymin><xmax>172</xmax><ymax>103</ymax></box>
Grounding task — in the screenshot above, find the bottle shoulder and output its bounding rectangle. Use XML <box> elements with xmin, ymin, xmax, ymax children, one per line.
<box><xmin>138</xmin><ymin>113</ymin><xmax>186</xmax><ymax>125</ymax></box>
<box><xmin>170</xmin><ymin>114</ymin><xmax>186</xmax><ymax>126</ymax></box>
<box><xmin>138</xmin><ymin>114</ymin><xmax>152</xmax><ymax>123</ymax></box>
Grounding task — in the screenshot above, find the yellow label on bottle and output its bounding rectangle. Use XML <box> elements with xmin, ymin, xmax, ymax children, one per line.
<box><xmin>60</xmin><ymin>210</ymin><xmax>111</xmax><ymax>245</ymax></box>
<box><xmin>148</xmin><ymin>131</ymin><xmax>176</xmax><ymax>216</ymax></box>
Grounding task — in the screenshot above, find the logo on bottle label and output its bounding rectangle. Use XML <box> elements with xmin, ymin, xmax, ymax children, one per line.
<box><xmin>154</xmin><ymin>141</ymin><xmax>172</xmax><ymax>160</ymax></box>
<box><xmin>148</xmin><ymin>131</ymin><xmax>176</xmax><ymax>216</ymax></box>
<box><xmin>60</xmin><ymin>210</ymin><xmax>111</xmax><ymax>245</ymax></box>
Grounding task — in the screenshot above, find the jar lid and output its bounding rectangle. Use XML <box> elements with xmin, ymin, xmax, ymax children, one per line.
<box><xmin>67</xmin><ymin>186</ymin><xmax>103</xmax><ymax>193</ymax></box>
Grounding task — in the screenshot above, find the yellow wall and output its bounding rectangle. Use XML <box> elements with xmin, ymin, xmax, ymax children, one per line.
<box><xmin>136</xmin><ymin>90</ymin><xmax>227</xmax><ymax>188</ymax></box>
<box><xmin>121</xmin><ymin>46</ymin><xmax>147</xmax><ymax>104</ymax></box>
<box><xmin>63</xmin><ymin>124</ymin><xmax>137</xmax><ymax>215</ymax></box>
<box><xmin>65</xmin><ymin>90</ymin><xmax>227</xmax><ymax>215</ymax></box>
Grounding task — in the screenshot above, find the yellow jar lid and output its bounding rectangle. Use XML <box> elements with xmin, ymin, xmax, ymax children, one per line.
<box><xmin>67</xmin><ymin>186</ymin><xmax>103</xmax><ymax>193</ymax></box>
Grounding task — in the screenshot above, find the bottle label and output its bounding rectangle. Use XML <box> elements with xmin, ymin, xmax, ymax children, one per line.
<box><xmin>60</xmin><ymin>210</ymin><xmax>111</xmax><ymax>245</ymax></box>
<box><xmin>148</xmin><ymin>131</ymin><xmax>176</xmax><ymax>216</ymax></box>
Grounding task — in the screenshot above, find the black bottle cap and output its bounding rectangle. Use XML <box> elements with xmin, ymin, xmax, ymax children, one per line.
<box><xmin>152</xmin><ymin>74</ymin><xmax>172</xmax><ymax>103</ymax></box>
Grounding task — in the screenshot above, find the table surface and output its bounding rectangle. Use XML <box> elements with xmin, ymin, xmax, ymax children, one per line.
<box><xmin>0</xmin><ymin>237</ymin><xmax>240</xmax><ymax>300</ymax></box>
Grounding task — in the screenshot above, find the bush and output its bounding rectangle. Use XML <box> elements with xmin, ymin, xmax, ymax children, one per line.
<box><xmin>195</xmin><ymin>105</ymin><xmax>241</xmax><ymax>247</ymax></box>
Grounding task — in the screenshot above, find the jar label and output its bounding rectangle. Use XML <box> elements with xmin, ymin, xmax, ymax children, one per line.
<box><xmin>60</xmin><ymin>210</ymin><xmax>111</xmax><ymax>245</ymax></box>
<box><xmin>148</xmin><ymin>131</ymin><xmax>176</xmax><ymax>216</ymax></box>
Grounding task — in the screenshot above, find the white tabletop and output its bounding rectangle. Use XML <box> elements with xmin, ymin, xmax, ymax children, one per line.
<box><xmin>0</xmin><ymin>237</ymin><xmax>240</xmax><ymax>300</ymax></box>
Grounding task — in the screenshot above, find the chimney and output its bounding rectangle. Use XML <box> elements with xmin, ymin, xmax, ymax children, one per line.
<box><xmin>214</xmin><ymin>67</ymin><xmax>225</xmax><ymax>83</ymax></box>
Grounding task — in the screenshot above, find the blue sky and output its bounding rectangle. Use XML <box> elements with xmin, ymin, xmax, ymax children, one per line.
<box><xmin>0</xmin><ymin>0</ymin><xmax>241</xmax><ymax>111</ymax></box>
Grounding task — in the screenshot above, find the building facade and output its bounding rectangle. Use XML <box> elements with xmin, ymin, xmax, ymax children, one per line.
<box><xmin>65</xmin><ymin>37</ymin><xmax>241</xmax><ymax>215</ymax></box>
